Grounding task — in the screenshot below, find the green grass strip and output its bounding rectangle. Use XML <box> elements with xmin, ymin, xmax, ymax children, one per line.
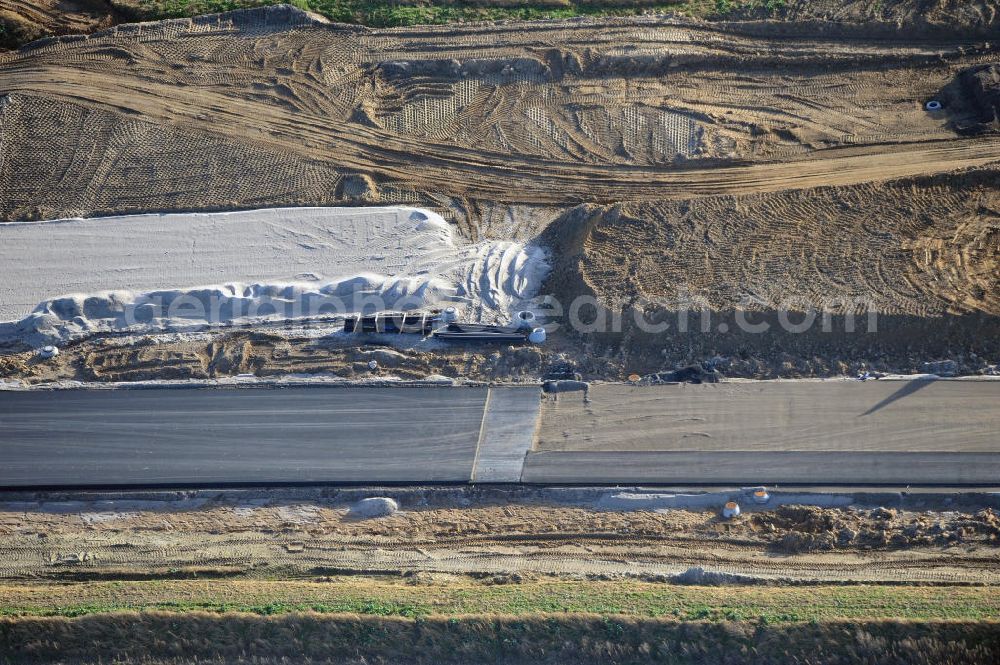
<box><xmin>114</xmin><ymin>0</ymin><xmax>785</xmax><ymax>28</ymax></box>
<box><xmin>1</xmin><ymin>579</ymin><xmax>998</xmax><ymax>622</ymax></box>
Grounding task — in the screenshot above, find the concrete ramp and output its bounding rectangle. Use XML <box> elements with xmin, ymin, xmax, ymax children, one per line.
<box><xmin>471</xmin><ymin>387</ymin><xmax>541</xmax><ymax>483</ymax></box>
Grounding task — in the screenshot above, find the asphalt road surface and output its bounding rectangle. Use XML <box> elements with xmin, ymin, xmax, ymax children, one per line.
<box><xmin>0</xmin><ymin>387</ymin><xmax>489</xmax><ymax>487</ymax></box>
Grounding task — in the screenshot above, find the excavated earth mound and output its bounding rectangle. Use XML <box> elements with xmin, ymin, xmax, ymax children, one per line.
<box><xmin>540</xmin><ymin>169</ymin><xmax>1000</xmax><ymax>373</ymax></box>
<box><xmin>554</xmin><ymin>173</ymin><xmax>1000</xmax><ymax>318</ymax></box>
<box><xmin>748</xmin><ymin>505</ymin><xmax>1000</xmax><ymax>553</ymax></box>
<box><xmin>1</xmin><ymin>496</ymin><xmax>998</xmax><ymax>584</ymax></box>
<box><xmin>959</xmin><ymin>63</ymin><xmax>1000</xmax><ymax>131</ymax></box>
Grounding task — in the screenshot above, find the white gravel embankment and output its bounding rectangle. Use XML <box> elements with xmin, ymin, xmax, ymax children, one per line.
<box><xmin>0</xmin><ymin>206</ymin><xmax>549</xmax><ymax>344</ymax></box>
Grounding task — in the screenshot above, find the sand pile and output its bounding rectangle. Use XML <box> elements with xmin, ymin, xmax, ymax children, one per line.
<box><xmin>0</xmin><ymin>207</ymin><xmax>548</xmax><ymax>345</ymax></box>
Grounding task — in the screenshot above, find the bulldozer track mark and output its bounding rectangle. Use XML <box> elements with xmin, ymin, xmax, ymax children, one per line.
<box><xmin>1</xmin><ymin>11</ymin><xmax>998</xmax><ymax>219</ymax></box>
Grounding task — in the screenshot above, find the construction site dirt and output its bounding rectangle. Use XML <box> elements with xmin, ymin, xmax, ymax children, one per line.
<box><xmin>1</xmin><ymin>8</ymin><xmax>999</xmax><ymax>659</ymax></box>
<box><xmin>1</xmin><ymin>488</ymin><xmax>998</xmax><ymax>585</ymax></box>
<box><xmin>1</xmin><ymin>6</ymin><xmax>998</xmax><ymax>379</ymax></box>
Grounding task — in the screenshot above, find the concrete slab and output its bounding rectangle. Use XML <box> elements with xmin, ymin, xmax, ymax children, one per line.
<box><xmin>522</xmin><ymin>451</ymin><xmax>1000</xmax><ymax>485</ymax></box>
<box><xmin>536</xmin><ymin>381</ymin><xmax>1000</xmax><ymax>453</ymax></box>
<box><xmin>0</xmin><ymin>386</ymin><xmax>488</xmax><ymax>487</ymax></box>
<box><xmin>471</xmin><ymin>387</ymin><xmax>541</xmax><ymax>483</ymax></box>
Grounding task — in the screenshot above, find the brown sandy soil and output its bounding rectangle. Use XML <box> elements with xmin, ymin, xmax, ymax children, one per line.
<box><xmin>0</xmin><ymin>331</ymin><xmax>580</xmax><ymax>384</ymax></box>
<box><xmin>734</xmin><ymin>0</ymin><xmax>1000</xmax><ymax>30</ymax></box>
<box><xmin>568</xmin><ymin>175</ymin><xmax>1000</xmax><ymax>318</ymax></box>
<box><xmin>0</xmin><ymin>9</ymin><xmax>998</xmax><ymax>223</ymax></box>
<box><xmin>0</xmin><ymin>496</ymin><xmax>998</xmax><ymax>584</ymax></box>
<box><xmin>539</xmin><ymin>170</ymin><xmax>1000</xmax><ymax>375</ymax></box>
<box><xmin>4</xmin><ymin>1</ymin><xmax>998</xmax><ymax>52</ymax></box>
<box><xmin>0</xmin><ymin>323</ymin><xmax>994</xmax><ymax>383</ymax></box>
<box><xmin>5</xmin><ymin>1</ymin><xmax>1000</xmax><ymax>51</ymax></box>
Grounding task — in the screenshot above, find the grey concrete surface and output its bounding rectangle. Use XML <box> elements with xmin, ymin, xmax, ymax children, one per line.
<box><xmin>529</xmin><ymin>381</ymin><xmax>1000</xmax><ymax>485</ymax></box>
<box><xmin>471</xmin><ymin>387</ymin><xmax>541</xmax><ymax>482</ymax></box>
<box><xmin>3</xmin><ymin>380</ymin><xmax>997</xmax><ymax>488</ymax></box>
<box><xmin>0</xmin><ymin>387</ymin><xmax>488</xmax><ymax>487</ymax></box>
<box><xmin>522</xmin><ymin>451</ymin><xmax>1000</xmax><ymax>485</ymax></box>
<box><xmin>536</xmin><ymin>381</ymin><xmax>1000</xmax><ymax>452</ymax></box>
